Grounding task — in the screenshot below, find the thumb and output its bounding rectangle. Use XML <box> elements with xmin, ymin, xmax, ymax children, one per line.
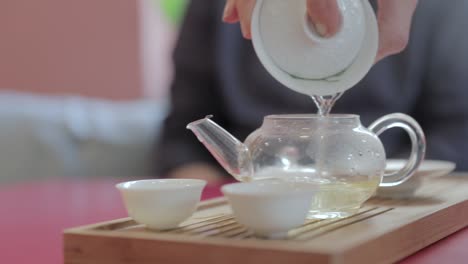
<box><xmin>306</xmin><ymin>0</ymin><xmax>342</xmax><ymax>38</ymax></box>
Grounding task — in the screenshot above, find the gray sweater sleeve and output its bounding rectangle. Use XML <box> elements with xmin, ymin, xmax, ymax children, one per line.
<box><xmin>413</xmin><ymin>0</ymin><xmax>468</xmax><ymax>169</ymax></box>
<box><xmin>153</xmin><ymin>0</ymin><xmax>227</xmax><ymax>176</ymax></box>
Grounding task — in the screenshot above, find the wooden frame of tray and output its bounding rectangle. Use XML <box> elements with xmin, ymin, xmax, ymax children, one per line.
<box><xmin>64</xmin><ymin>175</ymin><xmax>468</xmax><ymax>264</ymax></box>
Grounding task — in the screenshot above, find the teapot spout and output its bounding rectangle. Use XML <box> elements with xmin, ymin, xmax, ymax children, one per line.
<box><xmin>187</xmin><ymin>116</ymin><xmax>253</xmax><ymax>182</ymax></box>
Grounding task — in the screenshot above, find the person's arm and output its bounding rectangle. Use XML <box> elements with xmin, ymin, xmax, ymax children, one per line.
<box><xmin>413</xmin><ymin>0</ymin><xmax>468</xmax><ymax>170</ymax></box>
<box><xmin>154</xmin><ymin>0</ymin><xmax>227</xmax><ymax>182</ymax></box>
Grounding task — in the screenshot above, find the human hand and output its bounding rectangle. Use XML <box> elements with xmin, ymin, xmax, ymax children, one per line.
<box><xmin>168</xmin><ymin>163</ymin><xmax>227</xmax><ymax>185</ymax></box>
<box><xmin>222</xmin><ymin>0</ymin><xmax>418</xmax><ymax>62</ymax></box>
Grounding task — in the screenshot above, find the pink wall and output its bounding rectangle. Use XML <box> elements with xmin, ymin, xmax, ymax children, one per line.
<box><xmin>0</xmin><ymin>0</ymin><xmax>142</xmax><ymax>100</ymax></box>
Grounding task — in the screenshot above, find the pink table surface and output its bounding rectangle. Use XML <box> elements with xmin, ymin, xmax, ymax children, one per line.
<box><xmin>0</xmin><ymin>178</ymin><xmax>467</xmax><ymax>264</ymax></box>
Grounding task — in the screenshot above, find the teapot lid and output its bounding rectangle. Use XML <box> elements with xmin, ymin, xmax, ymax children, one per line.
<box><xmin>251</xmin><ymin>0</ymin><xmax>378</xmax><ymax>96</ymax></box>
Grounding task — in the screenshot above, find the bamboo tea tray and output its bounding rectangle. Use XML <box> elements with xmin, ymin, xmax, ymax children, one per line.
<box><xmin>64</xmin><ymin>174</ymin><xmax>468</xmax><ymax>264</ymax></box>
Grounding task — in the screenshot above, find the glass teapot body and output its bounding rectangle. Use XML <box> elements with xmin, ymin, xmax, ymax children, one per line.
<box><xmin>187</xmin><ymin>113</ymin><xmax>425</xmax><ymax>218</ymax></box>
<box><xmin>245</xmin><ymin>114</ymin><xmax>386</xmax><ymax>218</ymax></box>
<box><xmin>245</xmin><ymin>114</ymin><xmax>385</xmax><ymax>185</ymax></box>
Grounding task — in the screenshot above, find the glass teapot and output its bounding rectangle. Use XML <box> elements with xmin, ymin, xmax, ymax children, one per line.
<box><xmin>187</xmin><ymin>113</ymin><xmax>425</xmax><ymax>218</ymax></box>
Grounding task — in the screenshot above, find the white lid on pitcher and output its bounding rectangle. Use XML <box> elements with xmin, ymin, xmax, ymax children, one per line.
<box><xmin>251</xmin><ymin>0</ymin><xmax>378</xmax><ymax>96</ymax></box>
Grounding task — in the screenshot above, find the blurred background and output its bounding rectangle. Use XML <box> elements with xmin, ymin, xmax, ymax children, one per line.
<box><xmin>0</xmin><ymin>0</ymin><xmax>188</xmax><ymax>184</ymax></box>
<box><xmin>1</xmin><ymin>2</ymin><xmax>467</xmax><ymax>263</ymax></box>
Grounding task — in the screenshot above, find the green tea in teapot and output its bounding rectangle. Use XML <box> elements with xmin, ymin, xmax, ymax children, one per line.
<box><xmin>308</xmin><ymin>179</ymin><xmax>380</xmax><ymax>218</ymax></box>
<box><xmin>252</xmin><ymin>169</ymin><xmax>380</xmax><ymax>219</ymax></box>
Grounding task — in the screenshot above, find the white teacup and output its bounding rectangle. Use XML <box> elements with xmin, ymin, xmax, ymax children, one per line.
<box><xmin>116</xmin><ymin>179</ymin><xmax>206</xmax><ymax>230</ymax></box>
<box><xmin>222</xmin><ymin>180</ymin><xmax>317</xmax><ymax>239</ymax></box>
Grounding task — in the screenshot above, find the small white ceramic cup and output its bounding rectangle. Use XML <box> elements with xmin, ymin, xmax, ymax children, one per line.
<box><xmin>222</xmin><ymin>180</ymin><xmax>317</xmax><ymax>239</ymax></box>
<box><xmin>116</xmin><ymin>179</ymin><xmax>206</xmax><ymax>230</ymax></box>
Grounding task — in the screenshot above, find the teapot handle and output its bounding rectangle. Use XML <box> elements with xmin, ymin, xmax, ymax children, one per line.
<box><xmin>369</xmin><ymin>113</ymin><xmax>426</xmax><ymax>187</ymax></box>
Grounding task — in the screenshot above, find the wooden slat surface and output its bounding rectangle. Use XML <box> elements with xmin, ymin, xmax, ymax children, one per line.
<box><xmin>64</xmin><ymin>175</ymin><xmax>468</xmax><ymax>264</ymax></box>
